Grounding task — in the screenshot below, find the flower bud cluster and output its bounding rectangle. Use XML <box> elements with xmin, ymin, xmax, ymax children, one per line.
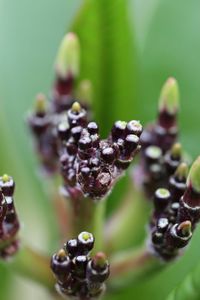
<box><xmin>51</xmin><ymin>232</ymin><xmax>110</xmax><ymax>299</ymax></box>
<box><xmin>0</xmin><ymin>174</ymin><xmax>20</xmax><ymax>258</ymax></box>
<box><xmin>59</xmin><ymin>102</ymin><xmax>142</xmax><ymax>200</ymax></box>
<box><xmin>149</xmin><ymin>159</ymin><xmax>200</xmax><ymax>261</ymax></box>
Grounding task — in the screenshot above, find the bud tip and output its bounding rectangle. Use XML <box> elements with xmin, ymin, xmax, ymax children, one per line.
<box><xmin>2</xmin><ymin>174</ymin><xmax>10</xmax><ymax>183</ymax></box>
<box><xmin>187</xmin><ymin>156</ymin><xmax>200</xmax><ymax>192</ymax></box>
<box><xmin>159</xmin><ymin>77</ymin><xmax>179</xmax><ymax>114</ymax></box>
<box><xmin>71</xmin><ymin>101</ymin><xmax>81</xmax><ymax>113</ymax></box>
<box><xmin>55</xmin><ymin>32</ymin><xmax>80</xmax><ymax>79</ymax></box>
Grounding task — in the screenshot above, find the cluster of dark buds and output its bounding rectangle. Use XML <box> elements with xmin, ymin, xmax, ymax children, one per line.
<box><xmin>149</xmin><ymin>158</ymin><xmax>200</xmax><ymax>261</ymax></box>
<box><xmin>23</xmin><ymin>29</ymin><xmax>200</xmax><ymax>299</ymax></box>
<box><xmin>0</xmin><ymin>174</ymin><xmax>19</xmax><ymax>259</ymax></box>
<box><xmin>135</xmin><ymin>78</ymin><xmax>181</xmax><ymax>197</ymax></box>
<box><xmin>51</xmin><ymin>231</ymin><xmax>110</xmax><ymax>299</ymax></box>
<box><xmin>27</xmin><ymin>33</ymin><xmax>143</xmax><ymax>200</ymax></box>
<box><xmin>27</xmin><ymin>33</ymin><xmax>91</xmax><ymax>175</ymax></box>
<box><xmin>59</xmin><ymin>101</ymin><xmax>142</xmax><ymax>200</ymax></box>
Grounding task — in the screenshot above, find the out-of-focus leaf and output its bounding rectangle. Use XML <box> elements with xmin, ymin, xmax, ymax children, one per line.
<box><xmin>166</xmin><ymin>260</ymin><xmax>200</xmax><ymax>300</ymax></box>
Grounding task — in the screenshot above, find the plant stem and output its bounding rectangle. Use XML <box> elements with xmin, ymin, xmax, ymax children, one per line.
<box><xmin>3</xmin><ymin>244</ymin><xmax>54</xmax><ymax>291</ymax></box>
<box><xmin>109</xmin><ymin>247</ymin><xmax>162</xmax><ymax>289</ymax></box>
<box><xmin>64</xmin><ymin>194</ymin><xmax>107</xmax><ymax>252</ymax></box>
<box><xmin>69</xmin><ymin>196</ymin><xmax>106</xmax><ymax>248</ymax></box>
<box><xmin>105</xmin><ymin>179</ymin><xmax>150</xmax><ymax>254</ymax></box>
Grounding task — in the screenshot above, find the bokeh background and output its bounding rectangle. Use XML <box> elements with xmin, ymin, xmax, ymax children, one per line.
<box><xmin>1</xmin><ymin>0</ymin><xmax>200</xmax><ymax>299</ymax></box>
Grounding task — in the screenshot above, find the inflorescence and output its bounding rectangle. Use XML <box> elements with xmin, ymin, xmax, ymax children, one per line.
<box><xmin>2</xmin><ymin>31</ymin><xmax>199</xmax><ymax>299</ymax></box>
<box><xmin>51</xmin><ymin>232</ymin><xmax>110</xmax><ymax>299</ymax></box>
<box><xmin>28</xmin><ymin>33</ymin><xmax>143</xmax><ymax>200</ymax></box>
<box><xmin>59</xmin><ymin>102</ymin><xmax>142</xmax><ymax>200</ymax></box>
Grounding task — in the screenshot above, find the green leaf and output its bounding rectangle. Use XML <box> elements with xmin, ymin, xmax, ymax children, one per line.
<box><xmin>72</xmin><ymin>0</ymin><xmax>139</xmax><ymax>137</ymax></box>
<box><xmin>166</xmin><ymin>261</ymin><xmax>200</xmax><ymax>300</ymax></box>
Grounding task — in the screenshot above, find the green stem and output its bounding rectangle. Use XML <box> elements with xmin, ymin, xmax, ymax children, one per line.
<box><xmin>109</xmin><ymin>247</ymin><xmax>162</xmax><ymax>290</ymax></box>
<box><xmin>93</xmin><ymin>200</ymin><xmax>106</xmax><ymax>252</ymax></box>
<box><xmin>105</xmin><ymin>180</ymin><xmax>150</xmax><ymax>254</ymax></box>
<box><xmin>2</xmin><ymin>244</ymin><xmax>54</xmax><ymax>291</ymax></box>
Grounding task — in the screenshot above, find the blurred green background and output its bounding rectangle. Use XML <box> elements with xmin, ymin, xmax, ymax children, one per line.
<box><xmin>1</xmin><ymin>0</ymin><xmax>200</xmax><ymax>299</ymax></box>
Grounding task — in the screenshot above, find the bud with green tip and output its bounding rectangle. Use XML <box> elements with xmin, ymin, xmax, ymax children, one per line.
<box><xmin>174</xmin><ymin>162</ymin><xmax>189</xmax><ymax>183</ymax></box>
<box><xmin>169</xmin><ymin>220</ymin><xmax>192</xmax><ymax>248</ymax></box>
<box><xmin>179</xmin><ymin>157</ymin><xmax>200</xmax><ymax>223</ymax></box>
<box><xmin>165</xmin><ymin>143</ymin><xmax>182</xmax><ymax>175</ymax></box>
<box><xmin>187</xmin><ymin>156</ymin><xmax>200</xmax><ymax>193</ymax></box>
<box><xmin>169</xmin><ymin>162</ymin><xmax>189</xmax><ymax>203</ymax></box>
<box><xmin>170</xmin><ymin>143</ymin><xmax>182</xmax><ymax>160</ymax></box>
<box><xmin>55</xmin><ymin>32</ymin><xmax>80</xmax><ymax>79</ymax></box>
<box><xmin>34</xmin><ymin>93</ymin><xmax>48</xmax><ymax>115</ymax></box>
<box><xmin>159</xmin><ymin>77</ymin><xmax>180</xmax><ymax>115</ymax></box>
<box><xmin>157</xmin><ymin>77</ymin><xmax>180</xmax><ymax>132</ymax></box>
<box><xmin>177</xmin><ymin>220</ymin><xmax>192</xmax><ymax>237</ymax></box>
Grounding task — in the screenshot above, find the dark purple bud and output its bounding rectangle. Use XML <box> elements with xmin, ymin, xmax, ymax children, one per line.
<box><xmin>0</xmin><ymin>174</ymin><xmax>15</xmax><ymax>197</ymax></box>
<box><xmin>165</xmin><ymin>143</ymin><xmax>182</xmax><ymax>175</ymax></box>
<box><xmin>51</xmin><ymin>249</ymin><xmax>71</xmax><ymax>283</ymax></box>
<box><xmin>169</xmin><ymin>163</ymin><xmax>188</xmax><ymax>202</ymax></box>
<box><xmin>87</xmin><ymin>252</ymin><xmax>110</xmax><ymax>283</ymax></box>
<box><xmin>87</xmin><ymin>122</ymin><xmax>99</xmax><ymax>135</ymax></box>
<box><xmin>112</xmin><ymin>121</ymin><xmax>127</xmax><ymax>140</ymax></box>
<box><xmin>168</xmin><ymin>221</ymin><xmax>192</xmax><ymax>248</ymax></box>
<box><xmin>145</xmin><ymin>146</ymin><xmax>162</xmax><ymax>164</ymax></box>
<box><xmin>79</xmin><ymin>137</ymin><xmax>92</xmax><ymax>150</ymax></box>
<box><xmin>157</xmin><ymin>217</ymin><xmax>169</xmax><ymax>233</ymax></box>
<box><xmin>72</xmin><ymin>255</ymin><xmax>88</xmax><ymax>279</ymax></box>
<box><xmin>28</xmin><ymin>94</ymin><xmax>50</xmax><ymax>135</ymax></box>
<box><xmin>179</xmin><ymin>158</ymin><xmax>200</xmax><ymax>223</ymax></box>
<box><xmin>101</xmin><ymin>147</ymin><xmax>116</xmax><ymax>163</ymax></box>
<box><xmin>80</xmin><ymin>167</ymin><xmax>91</xmax><ymax>178</ymax></box>
<box><xmin>71</xmin><ymin>126</ymin><xmax>82</xmax><ymax>141</ymax></box>
<box><xmin>151</xmin><ymin>231</ymin><xmax>164</xmax><ymax>245</ymax></box>
<box><xmin>67</xmin><ymin>102</ymin><xmax>87</xmax><ymax>127</ymax></box>
<box><xmin>124</xmin><ymin>134</ymin><xmax>139</xmax><ymax>157</ymax></box>
<box><xmin>0</xmin><ymin>190</ymin><xmax>7</xmax><ymax>224</ymax></box>
<box><xmin>126</xmin><ymin>120</ymin><xmax>143</xmax><ymax>137</ymax></box>
<box><xmin>77</xmin><ymin>232</ymin><xmax>94</xmax><ymax>254</ymax></box>
<box><xmin>57</xmin><ymin>121</ymin><xmax>70</xmax><ymax>141</ymax></box>
<box><xmin>65</xmin><ymin>239</ymin><xmax>79</xmax><ymax>258</ymax></box>
<box><xmin>90</xmin><ymin>134</ymin><xmax>100</xmax><ymax>148</ymax></box>
<box><xmin>66</xmin><ymin>141</ymin><xmax>77</xmax><ymax>155</ymax></box>
<box><xmin>154</xmin><ymin>188</ymin><xmax>171</xmax><ymax>212</ymax></box>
